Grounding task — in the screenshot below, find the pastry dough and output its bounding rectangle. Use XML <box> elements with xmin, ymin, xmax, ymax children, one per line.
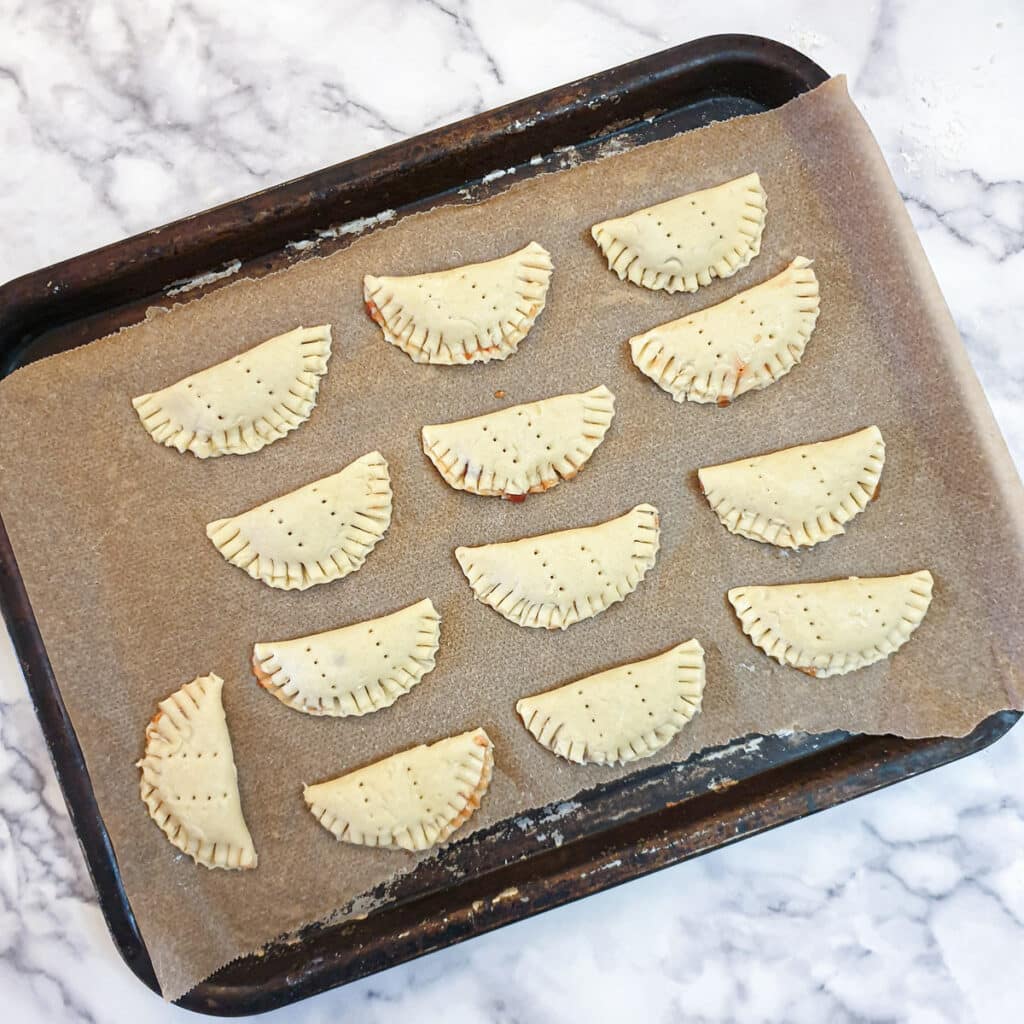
<box><xmin>304</xmin><ymin>728</ymin><xmax>493</xmax><ymax>851</ymax></box>
<box><xmin>364</xmin><ymin>242</ymin><xmax>553</xmax><ymax>364</ymax></box>
<box><xmin>253</xmin><ymin>599</ymin><xmax>441</xmax><ymax>716</ymax></box>
<box><xmin>699</xmin><ymin>426</ymin><xmax>885</xmax><ymax>548</ymax></box>
<box><xmin>206</xmin><ymin>451</ymin><xmax>392</xmax><ymax>590</ymax></box>
<box><xmin>630</xmin><ymin>257</ymin><xmax>820</xmax><ymax>405</ymax></box>
<box><xmin>132</xmin><ymin>325</ymin><xmax>332</xmax><ymax>457</ymax></box>
<box><xmin>137</xmin><ymin>673</ymin><xmax>257</xmax><ymax>870</ymax></box>
<box><xmin>517</xmin><ymin>639</ymin><xmax>705</xmax><ymax>765</ymax></box>
<box><xmin>591</xmin><ymin>173</ymin><xmax>766</xmax><ymax>293</ymax></box>
<box><xmin>728</xmin><ymin>570</ymin><xmax>933</xmax><ymax>677</ymax></box>
<box><xmin>455</xmin><ymin>504</ymin><xmax>659</xmax><ymax>630</ymax></box>
<box><xmin>422</xmin><ymin>386</ymin><xmax>615</xmax><ymax>499</ymax></box>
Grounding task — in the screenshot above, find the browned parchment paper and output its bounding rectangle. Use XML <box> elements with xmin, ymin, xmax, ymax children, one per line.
<box><xmin>0</xmin><ymin>77</ymin><xmax>1022</xmax><ymax>1000</ymax></box>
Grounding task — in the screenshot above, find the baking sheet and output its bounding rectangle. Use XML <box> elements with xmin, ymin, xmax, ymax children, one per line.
<box><xmin>0</xmin><ymin>76</ymin><xmax>1021</xmax><ymax>1000</ymax></box>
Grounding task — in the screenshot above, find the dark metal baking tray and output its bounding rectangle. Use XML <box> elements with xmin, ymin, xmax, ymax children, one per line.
<box><xmin>0</xmin><ymin>34</ymin><xmax>1017</xmax><ymax>1015</ymax></box>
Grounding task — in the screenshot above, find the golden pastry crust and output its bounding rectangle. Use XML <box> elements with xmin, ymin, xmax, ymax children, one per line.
<box><xmin>206</xmin><ymin>451</ymin><xmax>392</xmax><ymax>591</ymax></box>
<box><xmin>421</xmin><ymin>386</ymin><xmax>615</xmax><ymax>500</ymax></box>
<box><xmin>304</xmin><ymin>728</ymin><xmax>493</xmax><ymax>851</ymax></box>
<box><xmin>728</xmin><ymin>570</ymin><xmax>934</xmax><ymax>677</ymax></box>
<box><xmin>517</xmin><ymin>639</ymin><xmax>705</xmax><ymax>765</ymax></box>
<box><xmin>364</xmin><ymin>242</ymin><xmax>553</xmax><ymax>364</ymax></box>
<box><xmin>252</xmin><ymin>599</ymin><xmax>441</xmax><ymax>716</ymax></box>
<box><xmin>132</xmin><ymin>325</ymin><xmax>332</xmax><ymax>457</ymax></box>
<box><xmin>630</xmin><ymin>257</ymin><xmax>819</xmax><ymax>405</ymax></box>
<box><xmin>137</xmin><ymin>673</ymin><xmax>257</xmax><ymax>870</ymax></box>
<box><xmin>455</xmin><ymin>504</ymin><xmax>660</xmax><ymax>630</ymax></box>
<box><xmin>591</xmin><ymin>173</ymin><xmax>766</xmax><ymax>293</ymax></box>
<box><xmin>698</xmin><ymin>426</ymin><xmax>885</xmax><ymax>548</ymax></box>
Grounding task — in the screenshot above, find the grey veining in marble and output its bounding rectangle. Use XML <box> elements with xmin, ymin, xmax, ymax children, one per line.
<box><xmin>1</xmin><ymin>1</ymin><xmax>1022</xmax><ymax>1020</ymax></box>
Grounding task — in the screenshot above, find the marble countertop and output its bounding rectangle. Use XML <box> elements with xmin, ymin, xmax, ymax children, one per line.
<box><xmin>2</xmin><ymin>2</ymin><xmax>1022</xmax><ymax>1021</ymax></box>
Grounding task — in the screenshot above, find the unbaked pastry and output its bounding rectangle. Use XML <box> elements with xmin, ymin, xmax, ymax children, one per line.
<box><xmin>206</xmin><ymin>451</ymin><xmax>392</xmax><ymax>590</ymax></box>
<box><xmin>422</xmin><ymin>386</ymin><xmax>615</xmax><ymax>500</ymax></box>
<box><xmin>699</xmin><ymin>426</ymin><xmax>884</xmax><ymax>548</ymax></box>
<box><xmin>517</xmin><ymin>639</ymin><xmax>705</xmax><ymax>765</ymax></box>
<box><xmin>591</xmin><ymin>173</ymin><xmax>766</xmax><ymax>293</ymax></box>
<box><xmin>630</xmin><ymin>257</ymin><xmax>819</xmax><ymax>405</ymax></box>
<box><xmin>455</xmin><ymin>504</ymin><xmax>659</xmax><ymax>630</ymax></box>
<box><xmin>132</xmin><ymin>325</ymin><xmax>332</xmax><ymax>457</ymax></box>
<box><xmin>728</xmin><ymin>570</ymin><xmax>934</xmax><ymax>677</ymax></box>
<box><xmin>137</xmin><ymin>673</ymin><xmax>257</xmax><ymax>870</ymax></box>
<box><xmin>304</xmin><ymin>728</ymin><xmax>493</xmax><ymax>851</ymax></box>
<box><xmin>364</xmin><ymin>242</ymin><xmax>553</xmax><ymax>364</ymax></box>
<box><xmin>252</xmin><ymin>599</ymin><xmax>441</xmax><ymax>716</ymax></box>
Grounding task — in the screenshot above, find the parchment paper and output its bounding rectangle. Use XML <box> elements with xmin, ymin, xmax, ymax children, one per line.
<box><xmin>0</xmin><ymin>77</ymin><xmax>1022</xmax><ymax>1001</ymax></box>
